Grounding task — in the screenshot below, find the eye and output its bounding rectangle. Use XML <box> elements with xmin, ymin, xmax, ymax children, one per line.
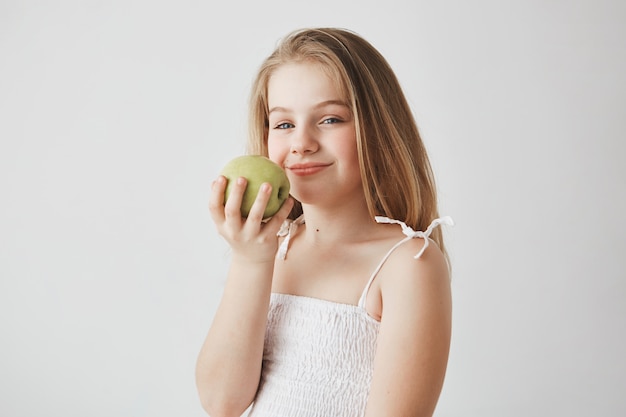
<box><xmin>274</xmin><ymin>122</ymin><xmax>294</xmax><ymax>129</ymax></box>
<box><xmin>321</xmin><ymin>117</ymin><xmax>342</xmax><ymax>124</ymax></box>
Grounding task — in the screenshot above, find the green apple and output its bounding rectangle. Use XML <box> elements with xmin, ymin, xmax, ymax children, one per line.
<box><xmin>220</xmin><ymin>155</ymin><xmax>290</xmax><ymax>218</ymax></box>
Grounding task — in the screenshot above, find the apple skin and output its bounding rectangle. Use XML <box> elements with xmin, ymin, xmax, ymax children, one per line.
<box><xmin>220</xmin><ymin>155</ymin><xmax>290</xmax><ymax>218</ymax></box>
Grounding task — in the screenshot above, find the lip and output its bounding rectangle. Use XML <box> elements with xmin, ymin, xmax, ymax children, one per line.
<box><xmin>286</xmin><ymin>162</ymin><xmax>332</xmax><ymax>176</ymax></box>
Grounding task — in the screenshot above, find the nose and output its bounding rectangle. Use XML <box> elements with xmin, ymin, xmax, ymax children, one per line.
<box><xmin>290</xmin><ymin>125</ymin><xmax>319</xmax><ymax>155</ymax></box>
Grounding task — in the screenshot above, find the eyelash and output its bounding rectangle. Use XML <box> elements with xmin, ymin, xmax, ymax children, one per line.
<box><xmin>275</xmin><ymin>122</ymin><xmax>294</xmax><ymax>130</ymax></box>
<box><xmin>273</xmin><ymin>117</ymin><xmax>342</xmax><ymax>130</ymax></box>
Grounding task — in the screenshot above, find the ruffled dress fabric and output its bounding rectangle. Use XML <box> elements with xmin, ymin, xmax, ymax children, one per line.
<box><xmin>247</xmin><ymin>294</ymin><xmax>380</xmax><ymax>417</ymax></box>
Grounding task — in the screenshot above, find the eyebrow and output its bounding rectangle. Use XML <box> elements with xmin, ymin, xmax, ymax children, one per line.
<box><xmin>268</xmin><ymin>99</ymin><xmax>349</xmax><ymax>115</ymax></box>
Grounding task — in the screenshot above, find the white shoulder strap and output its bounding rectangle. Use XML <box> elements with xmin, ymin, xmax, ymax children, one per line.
<box><xmin>276</xmin><ymin>215</ymin><xmax>305</xmax><ymax>260</ymax></box>
<box><xmin>357</xmin><ymin>216</ymin><xmax>454</xmax><ymax>308</ymax></box>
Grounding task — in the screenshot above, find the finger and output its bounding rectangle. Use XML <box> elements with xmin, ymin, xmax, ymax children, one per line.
<box><xmin>244</xmin><ymin>182</ymin><xmax>273</xmax><ymax>225</ymax></box>
<box><xmin>208</xmin><ymin>175</ymin><xmax>227</xmax><ymax>223</ymax></box>
<box><xmin>223</xmin><ymin>176</ymin><xmax>247</xmax><ymax>225</ymax></box>
<box><xmin>264</xmin><ymin>196</ymin><xmax>295</xmax><ymax>231</ymax></box>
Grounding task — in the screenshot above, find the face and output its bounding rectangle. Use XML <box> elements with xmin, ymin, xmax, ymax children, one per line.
<box><xmin>266</xmin><ymin>62</ymin><xmax>363</xmax><ymax>207</ymax></box>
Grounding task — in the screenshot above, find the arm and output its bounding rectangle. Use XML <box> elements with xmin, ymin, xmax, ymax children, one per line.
<box><xmin>365</xmin><ymin>240</ymin><xmax>452</xmax><ymax>417</ymax></box>
<box><xmin>195</xmin><ymin>176</ymin><xmax>294</xmax><ymax>417</ymax></box>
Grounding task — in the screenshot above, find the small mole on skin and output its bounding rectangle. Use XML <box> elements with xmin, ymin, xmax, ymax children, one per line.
<box><xmin>316</xmin><ymin>229</ymin><xmax>320</xmax><ymax>232</ymax></box>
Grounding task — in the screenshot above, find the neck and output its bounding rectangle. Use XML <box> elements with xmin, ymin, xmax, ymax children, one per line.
<box><xmin>299</xmin><ymin>201</ymin><xmax>378</xmax><ymax>245</ymax></box>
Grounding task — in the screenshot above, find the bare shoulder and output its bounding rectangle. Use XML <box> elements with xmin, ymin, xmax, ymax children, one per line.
<box><xmin>385</xmin><ymin>237</ymin><xmax>449</xmax><ymax>283</ymax></box>
<box><xmin>364</xmin><ymin>237</ymin><xmax>452</xmax><ymax>416</ymax></box>
<box><xmin>375</xmin><ymin>236</ymin><xmax>451</xmax><ymax>316</ymax></box>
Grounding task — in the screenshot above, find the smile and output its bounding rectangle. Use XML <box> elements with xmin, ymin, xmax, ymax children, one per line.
<box><xmin>287</xmin><ymin>163</ymin><xmax>332</xmax><ymax>176</ymax></box>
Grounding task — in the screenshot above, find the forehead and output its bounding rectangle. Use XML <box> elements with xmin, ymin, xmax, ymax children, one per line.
<box><xmin>267</xmin><ymin>62</ymin><xmax>346</xmax><ymax>107</ymax></box>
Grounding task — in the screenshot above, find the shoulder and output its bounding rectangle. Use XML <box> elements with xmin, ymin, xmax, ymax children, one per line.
<box><xmin>386</xmin><ymin>236</ymin><xmax>448</xmax><ymax>279</ymax></box>
<box><xmin>364</xmin><ymin>237</ymin><xmax>452</xmax><ymax>416</ymax></box>
<box><xmin>376</xmin><ymin>236</ymin><xmax>451</xmax><ymax>319</ymax></box>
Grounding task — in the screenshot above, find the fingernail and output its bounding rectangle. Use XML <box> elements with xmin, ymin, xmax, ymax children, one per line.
<box><xmin>237</xmin><ymin>177</ymin><xmax>246</xmax><ymax>185</ymax></box>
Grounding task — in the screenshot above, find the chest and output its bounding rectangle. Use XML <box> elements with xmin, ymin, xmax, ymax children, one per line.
<box><xmin>271</xmin><ymin>241</ymin><xmax>387</xmax><ymax>305</ymax></box>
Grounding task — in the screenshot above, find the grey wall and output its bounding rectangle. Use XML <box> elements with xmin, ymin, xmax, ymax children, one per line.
<box><xmin>1</xmin><ymin>1</ymin><xmax>624</xmax><ymax>416</ymax></box>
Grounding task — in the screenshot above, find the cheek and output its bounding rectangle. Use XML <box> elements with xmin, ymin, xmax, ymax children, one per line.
<box><xmin>267</xmin><ymin>138</ymin><xmax>287</xmax><ymax>166</ymax></box>
<box><xmin>336</xmin><ymin>134</ymin><xmax>359</xmax><ymax>165</ymax></box>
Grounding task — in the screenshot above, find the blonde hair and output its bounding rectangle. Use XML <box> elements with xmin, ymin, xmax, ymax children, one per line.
<box><xmin>247</xmin><ymin>27</ymin><xmax>446</xmax><ymax>258</ymax></box>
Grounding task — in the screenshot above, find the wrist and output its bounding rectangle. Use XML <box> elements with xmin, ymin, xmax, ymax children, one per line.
<box><xmin>230</xmin><ymin>252</ymin><xmax>276</xmax><ymax>268</ymax></box>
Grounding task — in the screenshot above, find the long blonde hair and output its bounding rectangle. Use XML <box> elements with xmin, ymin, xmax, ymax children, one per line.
<box><xmin>247</xmin><ymin>27</ymin><xmax>446</xmax><ymax>257</ymax></box>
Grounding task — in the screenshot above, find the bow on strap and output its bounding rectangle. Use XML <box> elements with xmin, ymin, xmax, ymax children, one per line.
<box><xmin>374</xmin><ymin>216</ymin><xmax>455</xmax><ymax>259</ymax></box>
<box><xmin>276</xmin><ymin>215</ymin><xmax>305</xmax><ymax>260</ymax></box>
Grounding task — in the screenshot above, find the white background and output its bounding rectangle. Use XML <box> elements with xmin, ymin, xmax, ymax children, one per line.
<box><xmin>1</xmin><ymin>1</ymin><xmax>625</xmax><ymax>416</ymax></box>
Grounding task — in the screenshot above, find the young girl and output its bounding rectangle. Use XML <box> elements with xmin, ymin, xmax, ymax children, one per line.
<box><xmin>196</xmin><ymin>27</ymin><xmax>453</xmax><ymax>417</ymax></box>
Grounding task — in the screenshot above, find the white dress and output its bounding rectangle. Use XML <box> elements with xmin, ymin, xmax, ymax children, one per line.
<box><xmin>246</xmin><ymin>215</ymin><xmax>453</xmax><ymax>417</ymax></box>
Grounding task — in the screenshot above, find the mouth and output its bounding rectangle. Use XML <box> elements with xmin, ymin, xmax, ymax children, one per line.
<box><xmin>286</xmin><ymin>162</ymin><xmax>332</xmax><ymax>176</ymax></box>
